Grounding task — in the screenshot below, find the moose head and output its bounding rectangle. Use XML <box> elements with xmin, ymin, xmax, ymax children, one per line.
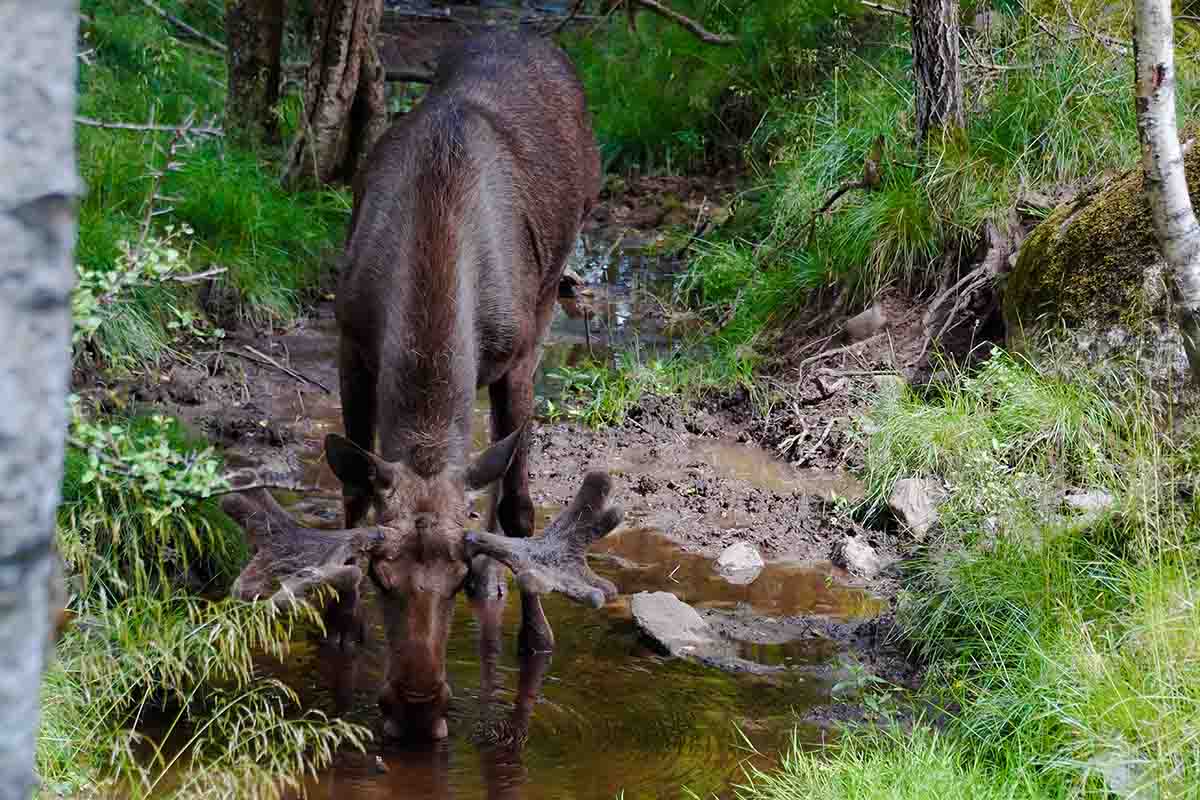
<box><xmin>220</xmin><ymin>440</ymin><xmax>622</xmax><ymax>741</ymax></box>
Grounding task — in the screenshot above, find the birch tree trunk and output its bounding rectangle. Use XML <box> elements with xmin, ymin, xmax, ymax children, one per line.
<box><xmin>226</xmin><ymin>0</ymin><xmax>287</xmax><ymax>148</ymax></box>
<box><xmin>1134</xmin><ymin>0</ymin><xmax>1200</xmax><ymax>382</ymax></box>
<box><xmin>282</xmin><ymin>0</ymin><xmax>387</xmax><ymax>187</ymax></box>
<box><xmin>0</xmin><ymin>2</ymin><xmax>79</xmax><ymax>797</ymax></box>
<box><xmin>911</xmin><ymin>0</ymin><xmax>964</xmax><ymax>145</ymax></box>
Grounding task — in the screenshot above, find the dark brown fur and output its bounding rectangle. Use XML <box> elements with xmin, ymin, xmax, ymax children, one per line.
<box><xmin>327</xmin><ymin>30</ymin><xmax>600</xmax><ymax>739</ymax></box>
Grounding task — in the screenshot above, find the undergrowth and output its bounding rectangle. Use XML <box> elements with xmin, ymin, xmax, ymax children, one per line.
<box><xmin>42</xmin><ymin>401</ymin><xmax>369</xmax><ymax>798</ymax></box>
<box><xmin>77</xmin><ymin>0</ymin><xmax>348</xmax><ymax>369</ymax></box>
<box><xmin>745</xmin><ymin>347</ymin><xmax>1200</xmax><ymax>798</ymax></box>
<box><xmin>560</xmin><ymin>4</ymin><xmax>1200</xmax><ymax>419</ymax></box>
<box><xmin>564</xmin><ymin>0</ymin><xmax>860</xmax><ymax>172</ymax></box>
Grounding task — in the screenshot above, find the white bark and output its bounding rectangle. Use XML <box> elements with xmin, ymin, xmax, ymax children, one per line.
<box><xmin>1134</xmin><ymin>0</ymin><xmax>1200</xmax><ymax>382</ymax></box>
<box><xmin>0</xmin><ymin>1</ymin><xmax>80</xmax><ymax>797</ymax></box>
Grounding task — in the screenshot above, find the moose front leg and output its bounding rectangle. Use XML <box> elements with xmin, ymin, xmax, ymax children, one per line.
<box><xmin>487</xmin><ymin>354</ymin><xmax>555</xmax><ymax>654</ymax></box>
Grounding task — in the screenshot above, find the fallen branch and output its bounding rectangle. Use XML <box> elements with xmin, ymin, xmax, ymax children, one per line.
<box><xmin>628</xmin><ymin>0</ymin><xmax>736</xmax><ymax>45</ymax></box>
<box><xmin>552</xmin><ymin>0</ymin><xmax>588</xmax><ymax>33</ymax></box>
<box><xmin>75</xmin><ymin>116</ymin><xmax>224</xmax><ymax>136</ymax></box>
<box><xmin>217</xmin><ymin>470</ymin><xmax>335</xmax><ymax>497</ymax></box>
<box><xmin>861</xmin><ymin>0</ymin><xmax>908</xmax><ymax>16</ymax></box>
<box><xmin>170</xmin><ymin>267</ymin><xmax>228</xmax><ymax>284</ymax></box>
<box><xmin>797</xmin><ymin>331</ymin><xmax>888</xmax><ymax>371</ymax></box>
<box><xmin>224</xmin><ymin>346</ymin><xmax>333</xmax><ymax>394</ymax></box>
<box><xmin>140</xmin><ymin>0</ymin><xmax>226</xmax><ymax>52</ymax></box>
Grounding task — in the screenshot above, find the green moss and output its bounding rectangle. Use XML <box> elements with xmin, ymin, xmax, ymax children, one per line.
<box><xmin>1005</xmin><ymin>144</ymin><xmax>1200</xmax><ymax>336</ymax></box>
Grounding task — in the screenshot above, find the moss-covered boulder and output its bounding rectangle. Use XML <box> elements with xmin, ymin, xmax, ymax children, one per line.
<box><xmin>1004</xmin><ymin>147</ymin><xmax>1197</xmax><ymax>387</ymax></box>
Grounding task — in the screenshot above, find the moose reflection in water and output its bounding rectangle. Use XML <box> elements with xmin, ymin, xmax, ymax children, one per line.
<box><xmin>298</xmin><ymin>596</ymin><xmax>557</xmax><ymax>800</ymax></box>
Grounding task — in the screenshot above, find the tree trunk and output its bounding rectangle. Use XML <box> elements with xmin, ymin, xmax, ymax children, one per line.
<box><xmin>225</xmin><ymin>0</ymin><xmax>287</xmax><ymax>148</ymax></box>
<box><xmin>911</xmin><ymin>0</ymin><xmax>964</xmax><ymax>145</ymax></box>
<box><xmin>1134</xmin><ymin>0</ymin><xmax>1200</xmax><ymax>383</ymax></box>
<box><xmin>0</xmin><ymin>2</ymin><xmax>80</xmax><ymax>798</ymax></box>
<box><xmin>283</xmin><ymin>0</ymin><xmax>387</xmax><ymax>187</ymax></box>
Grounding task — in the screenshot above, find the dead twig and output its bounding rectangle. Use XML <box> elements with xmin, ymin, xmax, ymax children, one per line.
<box><xmin>170</xmin><ymin>267</ymin><xmax>227</xmax><ymax>284</ymax></box>
<box><xmin>216</xmin><ymin>473</ymin><xmax>335</xmax><ymax>497</ymax></box>
<box><xmin>224</xmin><ymin>346</ymin><xmax>332</xmax><ymax>394</ymax></box>
<box><xmin>797</xmin><ymin>331</ymin><xmax>889</xmax><ymax>371</ymax></box>
<box><xmin>672</xmin><ymin>197</ymin><xmax>712</xmax><ymax>260</ymax></box>
<box><xmin>861</xmin><ymin>1</ymin><xmax>908</xmax><ymax>16</ymax></box>
<box><xmin>796</xmin><ymin>418</ymin><xmax>836</xmax><ymax>465</ymax></box>
<box><xmin>552</xmin><ymin>0</ymin><xmax>587</xmax><ymax>33</ymax></box>
<box><xmin>140</xmin><ymin>0</ymin><xmax>226</xmax><ymax>52</ymax></box>
<box><xmin>626</xmin><ymin>0</ymin><xmax>736</xmax><ymax>45</ymax></box>
<box><xmin>75</xmin><ymin>116</ymin><xmax>224</xmax><ymax>137</ymax></box>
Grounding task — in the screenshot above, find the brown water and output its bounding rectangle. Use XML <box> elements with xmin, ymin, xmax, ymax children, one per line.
<box><xmin>266</xmin><ymin>525</ymin><xmax>876</xmax><ymax>800</ymax></box>
<box><xmin>223</xmin><ymin>232</ymin><xmax>882</xmax><ymax>799</ymax></box>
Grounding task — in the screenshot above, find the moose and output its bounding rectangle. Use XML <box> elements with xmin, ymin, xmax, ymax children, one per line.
<box><xmin>220</xmin><ymin>31</ymin><xmax>621</xmax><ymax>741</ymax></box>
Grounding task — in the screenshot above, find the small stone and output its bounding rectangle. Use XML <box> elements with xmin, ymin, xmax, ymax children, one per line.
<box><xmin>1060</xmin><ymin>488</ymin><xmax>1115</xmax><ymax>515</ymax></box>
<box><xmin>831</xmin><ymin>535</ymin><xmax>884</xmax><ymax>579</ymax></box>
<box><xmin>845</xmin><ymin>304</ymin><xmax>887</xmax><ymax>342</ymax></box>
<box><xmin>715</xmin><ymin>541</ymin><xmax>764</xmax><ymax>574</ymax></box>
<box><xmin>888</xmin><ymin>477</ymin><xmax>941</xmax><ymax>539</ymax></box>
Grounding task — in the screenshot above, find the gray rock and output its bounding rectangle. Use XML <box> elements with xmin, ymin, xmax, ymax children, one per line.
<box><xmin>831</xmin><ymin>535</ymin><xmax>884</xmax><ymax>579</ymax></box>
<box><xmin>715</xmin><ymin>542</ymin><xmax>764</xmax><ymax>584</ymax></box>
<box><xmin>1061</xmin><ymin>488</ymin><xmax>1115</xmax><ymax>515</ymax></box>
<box><xmin>888</xmin><ymin>477</ymin><xmax>941</xmax><ymax>539</ymax></box>
<box><xmin>845</xmin><ymin>304</ymin><xmax>887</xmax><ymax>342</ymax></box>
<box><xmin>630</xmin><ymin>591</ymin><xmax>723</xmax><ymax>657</ymax></box>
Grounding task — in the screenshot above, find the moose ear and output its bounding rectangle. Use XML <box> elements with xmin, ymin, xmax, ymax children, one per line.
<box><xmin>325</xmin><ymin>434</ymin><xmax>395</xmax><ymax>492</ymax></box>
<box><xmin>464</xmin><ymin>426</ymin><xmax>526</xmax><ymax>490</ymax></box>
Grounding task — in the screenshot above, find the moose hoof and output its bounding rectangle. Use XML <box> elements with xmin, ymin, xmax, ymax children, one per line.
<box><xmin>431</xmin><ymin>717</ymin><xmax>449</xmax><ymax>740</ymax></box>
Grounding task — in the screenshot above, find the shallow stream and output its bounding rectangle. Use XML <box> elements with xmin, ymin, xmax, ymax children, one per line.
<box><xmin>221</xmin><ymin>232</ymin><xmax>882</xmax><ymax>799</ymax></box>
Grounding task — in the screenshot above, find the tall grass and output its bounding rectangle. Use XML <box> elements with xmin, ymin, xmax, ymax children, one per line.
<box><xmin>40</xmin><ymin>595</ymin><xmax>368</xmax><ymax>800</ymax></box>
<box><xmin>737</xmin><ymin>347</ymin><xmax>1200</xmax><ymax>798</ymax></box>
<box><xmin>564</xmin><ymin>0</ymin><xmax>859</xmax><ymax>172</ymax></box>
<box><xmin>44</xmin><ymin>404</ymin><xmax>370</xmax><ymax>797</ymax></box>
<box><xmin>671</xmin><ymin>10</ymin><xmax>1200</xmax><ymax>364</ymax></box>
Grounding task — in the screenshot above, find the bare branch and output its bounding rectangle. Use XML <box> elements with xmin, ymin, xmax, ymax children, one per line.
<box><xmin>222</xmin><ymin>345</ymin><xmax>333</xmax><ymax>394</ymax></box>
<box><xmin>139</xmin><ymin>0</ymin><xmax>227</xmax><ymax>52</ymax></box>
<box><xmin>75</xmin><ymin>116</ymin><xmax>224</xmax><ymax>136</ymax></box>
<box><xmin>629</xmin><ymin>0</ymin><xmax>736</xmax><ymax>45</ymax></box>
<box><xmin>862</xmin><ymin>1</ymin><xmax>909</xmax><ymax>16</ymax></box>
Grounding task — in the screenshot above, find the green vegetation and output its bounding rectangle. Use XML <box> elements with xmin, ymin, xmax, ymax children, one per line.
<box><xmin>736</xmin><ymin>349</ymin><xmax>1200</xmax><ymax>798</ymax></box>
<box><xmin>679</xmin><ymin>13</ymin><xmax>1194</xmax><ymax>350</ymax></box>
<box><xmin>77</xmin><ymin>0</ymin><xmax>347</xmax><ymax>369</ymax></box>
<box><xmin>44</xmin><ymin>401</ymin><xmax>368</xmax><ymax>798</ymax></box>
<box><xmin>564</xmin><ymin>0</ymin><xmax>860</xmax><ymax>172</ymax></box>
<box><xmin>557</xmin><ymin>4</ymin><xmax>1200</xmax><ymax>425</ymax></box>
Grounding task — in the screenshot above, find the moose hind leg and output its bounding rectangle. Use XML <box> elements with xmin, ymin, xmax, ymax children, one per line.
<box><xmin>337</xmin><ymin>338</ymin><xmax>377</xmax><ymax>528</ymax></box>
<box><xmin>487</xmin><ymin>357</ymin><xmax>554</xmax><ymax>654</ymax></box>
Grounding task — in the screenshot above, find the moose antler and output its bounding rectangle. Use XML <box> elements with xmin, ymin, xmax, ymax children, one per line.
<box><xmin>464</xmin><ymin>471</ymin><xmax>622</xmax><ymax>608</ymax></box>
<box><xmin>221</xmin><ymin>489</ymin><xmax>378</xmax><ymax>646</ymax></box>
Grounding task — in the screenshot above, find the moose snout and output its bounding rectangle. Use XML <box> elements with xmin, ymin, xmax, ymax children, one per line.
<box><xmin>379</xmin><ymin>677</ymin><xmax>452</xmax><ymax>741</ymax></box>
